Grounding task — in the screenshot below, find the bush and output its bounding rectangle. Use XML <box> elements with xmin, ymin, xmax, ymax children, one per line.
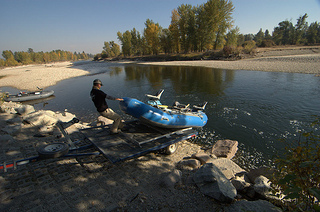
<box><xmin>243</xmin><ymin>40</ymin><xmax>256</xmax><ymax>54</ymax></box>
<box><xmin>261</xmin><ymin>39</ymin><xmax>276</xmax><ymax>47</ymax></box>
<box><xmin>222</xmin><ymin>46</ymin><xmax>233</xmax><ymax>57</ymax></box>
<box><xmin>222</xmin><ymin>46</ymin><xmax>241</xmax><ymax>58</ymax></box>
<box><xmin>272</xmin><ymin>116</ymin><xmax>320</xmax><ymax>211</ymax></box>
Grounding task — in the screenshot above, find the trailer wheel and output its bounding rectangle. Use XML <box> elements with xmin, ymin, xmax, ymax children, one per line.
<box><xmin>164</xmin><ymin>143</ymin><xmax>178</xmax><ymax>155</ymax></box>
<box><xmin>37</xmin><ymin>143</ymin><xmax>69</xmax><ymax>159</ymax></box>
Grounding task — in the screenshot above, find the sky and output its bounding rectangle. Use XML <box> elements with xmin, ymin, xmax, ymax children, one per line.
<box><xmin>1</xmin><ymin>0</ymin><xmax>319</xmax><ymax>55</ymax></box>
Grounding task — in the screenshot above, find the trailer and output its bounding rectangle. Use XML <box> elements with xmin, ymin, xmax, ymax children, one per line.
<box><xmin>80</xmin><ymin>120</ymin><xmax>198</xmax><ymax>163</ymax></box>
<box><xmin>1</xmin><ymin>119</ymin><xmax>198</xmax><ymax>172</ymax></box>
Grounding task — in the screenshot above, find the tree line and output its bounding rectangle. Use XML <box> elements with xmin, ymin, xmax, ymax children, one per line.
<box><xmin>97</xmin><ymin>0</ymin><xmax>319</xmax><ymax>59</ymax></box>
<box><xmin>0</xmin><ymin>48</ymin><xmax>93</xmax><ymax>68</ymax></box>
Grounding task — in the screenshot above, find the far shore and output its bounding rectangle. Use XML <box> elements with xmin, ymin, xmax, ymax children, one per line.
<box><xmin>0</xmin><ymin>46</ymin><xmax>319</xmax><ymax>91</ymax></box>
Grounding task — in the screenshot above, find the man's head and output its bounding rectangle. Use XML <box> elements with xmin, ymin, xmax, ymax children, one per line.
<box><xmin>93</xmin><ymin>79</ymin><xmax>103</xmax><ymax>86</ymax></box>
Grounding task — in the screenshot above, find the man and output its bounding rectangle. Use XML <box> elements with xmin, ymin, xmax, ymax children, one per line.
<box><xmin>90</xmin><ymin>79</ymin><xmax>124</xmax><ymax>134</ymax></box>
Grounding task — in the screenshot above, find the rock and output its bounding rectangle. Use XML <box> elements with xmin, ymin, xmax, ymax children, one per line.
<box><xmin>23</xmin><ymin>110</ymin><xmax>58</xmax><ymax>127</ymax></box>
<box><xmin>211</xmin><ymin>158</ymin><xmax>246</xmax><ymax>180</ymax></box>
<box><xmin>193</xmin><ymin>163</ymin><xmax>237</xmax><ymax>203</ymax></box>
<box><xmin>54</xmin><ymin>111</ymin><xmax>76</xmax><ymax>122</ymax></box>
<box><xmin>231</xmin><ymin>174</ymin><xmax>252</xmax><ymax>192</ymax></box>
<box><xmin>253</xmin><ymin>175</ymin><xmax>271</xmax><ymax>196</ymax></box>
<box><xmin>0</xmin><ymin>102</ymin><xmax>20</xmax><ymax>114</ymax></box>
<box><xmin>160</xmin><ymin>169</ymin><xmax>182</xmax><ymax>188</ymax></box>
<box><xmin>2</xmin><ymin>124</ymin><xmax>22</xmax><ymax>135</ymax></box>
<box><xmin>224</xmin><ymin>199</ymin><xmax>282</xmax><ymax>212</ymax></box>
<box><xmin>178</xmin><ymin>158</ymin><xmax>201</xmax><ymax>170</ymax></box>
<box><xmin>97</xmin><ymin>116</ymin><xmax>113</xmax><ymax>126</ymax></box>
<box><xmin>15</xmin><ymin>104</ymin><xmax>35</xmax><ymax>115</ymax></box>
<box><xmin>247</xmin><ymin>166</ymin><xmax>275</xmax><ymax>183</ymax></box>
<box><xmin>6</xmin><ymin>116</ymin><xmax>22</xmax><ymax>125</ymax></box>
<box><xmin>0</xmin><ymin>134</ymin><xmax>15</xmax><ymax>142</ymax></box>
<box><xmin>211</xmin><ymin>139</ymin><xmax>238</xmax><ymax>159</ymax></box>
<box><xmin>191</xmin><ymin>153</ymin><xmax>213</xmax><ymax>165</ymax></box>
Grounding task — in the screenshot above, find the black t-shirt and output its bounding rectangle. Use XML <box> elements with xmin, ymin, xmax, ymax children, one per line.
<box><xmin>90</xmin><ymin>87</ymin><xmax>116</xmax><ymax>112</ymax></box>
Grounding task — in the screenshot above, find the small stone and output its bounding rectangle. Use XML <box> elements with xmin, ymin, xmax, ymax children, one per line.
<box><xmin>178</xmin><ymin>158</ymin><xmax>201</xmax><ymax>170</ymax></box>
<box><xmin>191</xmin><ymin>153</ymin><xmax>213</xmax><ymax>165</ymax></box>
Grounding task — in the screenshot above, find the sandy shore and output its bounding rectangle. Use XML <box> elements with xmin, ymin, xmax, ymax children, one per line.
<box><xmin>130</xmin><ymin>46</ymin><xmax>320</xmax><ymax>74</ymax></box>
<box><xmin>0</xmin><ymin>61</ymin><xmax>89</xmax><ymax>91</ymax></box>
<box><xmin>0</xmin><ymin>47</ymin><xmax>319</xmax><ymax>92</ymax></box>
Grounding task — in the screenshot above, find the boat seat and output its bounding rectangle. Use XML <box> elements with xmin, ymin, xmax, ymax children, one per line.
<box><xmin>193</xmin><ymin>102</ymin><xmax>208</xmax><ymax>110</ymax></box>
<box><xmin>173</xmin><ymin>101</ymin><xmax>190</xmax><ymax>110</ymax></box>
<box><xmin>146</xmin><ymin>89</ymin><xmax>164</xmax><ymax>100</ymax></box>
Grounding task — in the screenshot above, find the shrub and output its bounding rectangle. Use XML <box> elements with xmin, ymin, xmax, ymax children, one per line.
<box><xmin>261</xmin><ymin>39</ymin><xmax>276</xmax><ymax>47</ymax></box>
<box><xmin>222</xmin><ymin>46</ymin><xmax>234</xmax><ymax>57</ymax></box>
<box><xmin>272</xmin><ymin>116</ymin><xmax>320</xmax><ymax>211</ymax></box>
<box><xmin>243</xmin><ymin>40</ymin><xmax>256</xmax><ymax>54</ymax></box>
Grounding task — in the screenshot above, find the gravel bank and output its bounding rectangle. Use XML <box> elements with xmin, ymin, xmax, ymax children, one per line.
<box><xmin>132</xmin><ymin>53</ymin><xmax>320</xmax><ymax>74</ymax></box>
<box><xmin>0</xmin><ymin>61</ymin><xmax>89</xmax><ymax>91</ymax></box>
<box><xmin>1</xmin><ymin>47</ymin><xmax>319</xmax><ymax>92</ymax></box>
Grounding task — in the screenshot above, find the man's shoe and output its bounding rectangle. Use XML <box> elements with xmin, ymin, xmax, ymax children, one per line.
<box><xmin>110</xmin><ymin>129</ymin><xmax>121</xmax><ymax>134</ymax></box>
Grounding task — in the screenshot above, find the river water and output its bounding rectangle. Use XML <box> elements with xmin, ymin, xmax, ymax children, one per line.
<box><xmin>2</xmin><ymin>63</ymin><xmax>320</xmax><ymax>168</ymax></box>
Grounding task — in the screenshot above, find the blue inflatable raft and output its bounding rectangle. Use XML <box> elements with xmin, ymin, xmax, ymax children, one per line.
<box><xmin>119</xmin><ymin>93</ymin><xmax>208</xmax><ymax>129</ymax></box>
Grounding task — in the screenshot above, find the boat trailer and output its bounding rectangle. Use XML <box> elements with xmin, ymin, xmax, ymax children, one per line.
<box><xmin>1</xmin><ymin>118</ymin><xmax>198</xmax><ymax>172</ymax></box>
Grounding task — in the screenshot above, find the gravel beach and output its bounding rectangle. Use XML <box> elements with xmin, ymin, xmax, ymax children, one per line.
<box><xmin>0</xmin><ymin>46</ymin><xmax>319</xmax><ymax>91</ymax></box>
<box><xmin>130</xmin><ymin>46</ymin><xmax>320</xmax><ymax>74</ymax></box>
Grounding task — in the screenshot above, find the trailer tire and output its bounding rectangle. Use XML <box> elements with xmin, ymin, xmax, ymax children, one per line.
<box><xmin>164</xmin><ymin>143</ymin><xmax>178</xmax><ymax>155</ymax></box>
<box><xmin>38</xmin><ymin>143</ymin><xmax>69</xmax><ymax>159</ymax></box>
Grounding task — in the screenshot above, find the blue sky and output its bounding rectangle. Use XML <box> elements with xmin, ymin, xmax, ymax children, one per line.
<box><xmin>1</xmin><ymin>0</ymin><xmax>319</xmax><ymax>55</ymax></box>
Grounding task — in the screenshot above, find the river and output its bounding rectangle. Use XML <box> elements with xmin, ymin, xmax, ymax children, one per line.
<box><xmin>3</xmin><ymin>63</ymin><xmax>320</xmax><ymax>168</ymax></box>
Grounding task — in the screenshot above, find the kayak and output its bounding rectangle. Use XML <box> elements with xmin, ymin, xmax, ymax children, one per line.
<box><xmin>5</xmin><ymin>90</ymin><xmax>55</xmax><ymax>102</ymax></box>
<box><xmin>119</xmin><ymin>97</ymin><xmax>208</xmax><ymax>129</ymax></box>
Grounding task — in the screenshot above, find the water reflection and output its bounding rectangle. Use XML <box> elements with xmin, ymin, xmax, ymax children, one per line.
<box><xmin>114</xmin><ymin>65</ymin><xmax>235</xmax><ymax>96</ymax></box>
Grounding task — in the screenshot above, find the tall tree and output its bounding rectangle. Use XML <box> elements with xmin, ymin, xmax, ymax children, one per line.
<box><xmin>203</xmin><ymin>0</ymin><xmax>234</xmax><ymax>50</ymax></box>
<box><xmin>130</xmin><ymin>28</ymin><xmax>143</xmax><ymax>56</ymax></box>
<box><xmin>117</xmin><ymin>30</ymin><xmax>132</xmax><ymax>56</ymax></box>
<box><xmin>254</xmin><ymin>28</ymin><xmax>264</xmax><ymax>46</ymax></box>
<box><xmin>306</xmin><ymin>21</ymin><xmax>320</xmax><ymax>44</ymax></box>
<box><xmin>273</xmin><ymin>20</ymin><xmax>295</xmax><ymax>45</ymax></box>
<box><xmin>2</xmin><ymin>50</ymin><xmax>18</xmax><ymax>66</ymax></box>
<box><xmin>169</xmin><ymin>9</ymin><xmax>181</xmax><ymax>53</ymax></box>
<box><xmin>143</xmin><ymin>19</ymin><xmax>161</xmax><ymax>55</ymax></box>
<box><xmin>159</xmin><ymin>28</ymin><xmax>173</xmax><ymax>54</ymax></box>
<box><xmin>294</xmin><ymin>13</ymin><xmax>308</xmax><ymax>44</ymax></box>
<box><xmin>177</xmin><ymin>4</ymin><xmax>196</xmax><ymax>52</ymax></box>
<box><xmin>225</xmin><ymin>27</ymin><xmax>239</xmax><ymax>47</ymax></box>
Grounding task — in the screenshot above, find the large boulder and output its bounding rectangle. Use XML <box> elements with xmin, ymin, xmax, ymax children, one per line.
<box><xmin>0</xmin><ymin>102</ymin><xmax>20</xmax><ymax>114</ymax></box>
<box><xmin>224</xmin><ymin>199</ymin><xmax>282</xmax><ymax>212</ymax></box>
<box><xmin>211</xmin><ymin>158</ymin><xmax>246</xmax><ymax>180</ymax></box>
<box><xmin>23</xmin><ymin>110</ymin><xmax>58</xmax><ymax>127</ymax></box>
<box><xmin>193</xmin><ymin>163</ymin><xmax>237</xmax><ymax>203</ymax></box>
<box><xmin>211</xmin><ymin>139</ymin><xmax>238</xmax><ymax>159</ymax></box>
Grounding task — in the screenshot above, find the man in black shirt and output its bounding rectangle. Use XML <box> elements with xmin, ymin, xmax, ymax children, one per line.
<box><xmin>90</xmin><ymin>79</ymin><xmax>124</xmax><ymax>134</ymax></box>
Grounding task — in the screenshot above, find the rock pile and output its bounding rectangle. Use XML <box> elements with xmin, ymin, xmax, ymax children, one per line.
<box><xmin>161</xmin><ymin>140</ymin><xmax>282</xmax><ymax>211</ymax></box>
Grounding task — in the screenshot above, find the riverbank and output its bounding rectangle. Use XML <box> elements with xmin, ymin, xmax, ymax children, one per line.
<box><xmin>0</xmin><ymin>61</ymin><xmax>89</xmax><ymax>91</ymax></box>
<box><xmin>0</xmin><ymin>46</ymin><xmax>320</xmax><ymax>91</ymax></box>
<box><xmin>0</xmin><ymin>102</ymin><xmax>282</xmax><ymax>211</ymax></box>
<box><xmin>122</xmin><ymin>46</ymin><xmax>320</xmax><ymax>74</ymax></box>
